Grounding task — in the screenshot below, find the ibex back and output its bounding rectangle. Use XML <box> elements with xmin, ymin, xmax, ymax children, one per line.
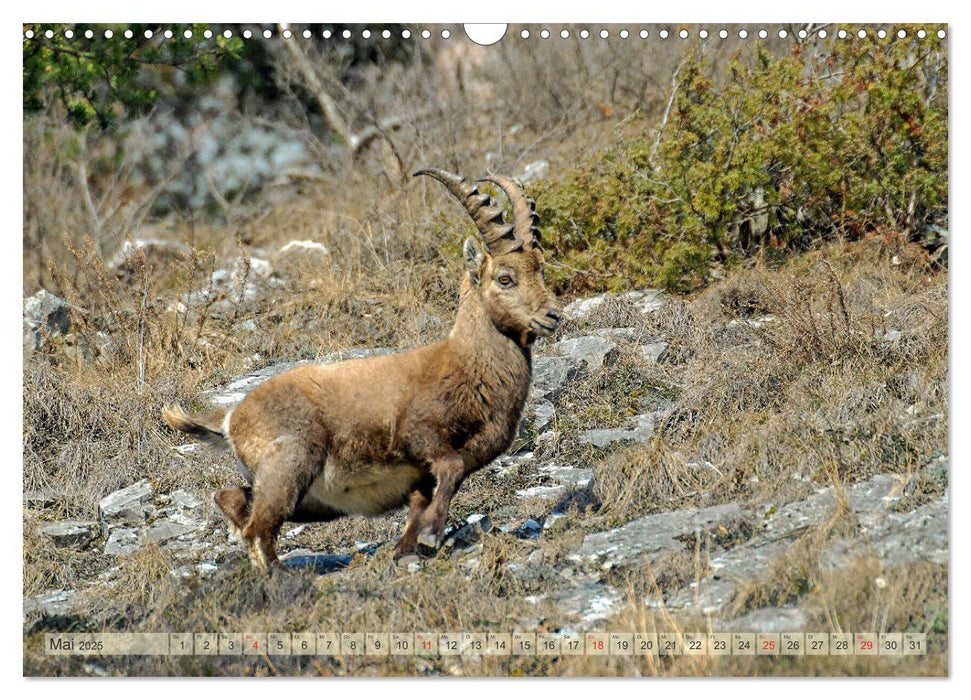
<box><xmin>163</xmin><ymin>168</ymin><xmax>561</xmax><ymax>572</ymax></box>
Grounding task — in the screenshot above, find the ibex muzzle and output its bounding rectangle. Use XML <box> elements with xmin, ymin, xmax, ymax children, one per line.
<box><xmin>163</xmin><ymin>168</ymin><xmax>560</xmax><ymax>571</ymax></box>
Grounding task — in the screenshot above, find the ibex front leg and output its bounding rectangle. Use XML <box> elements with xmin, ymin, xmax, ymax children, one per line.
<box><xmin>394</xmin><ymin>474</ymin><xmax>435</xmax><ymax>559</ymax></box>
<box><xmin>415</xmin><ymin>451</ymin><xmax>468</xmax><ymax>554</ymax></box>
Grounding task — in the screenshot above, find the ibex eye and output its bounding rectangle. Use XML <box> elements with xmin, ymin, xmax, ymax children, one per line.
<box><xmin>497</xmin><ymin>274</ymin><xmax>514</xmax><ymax>286</ymax></box>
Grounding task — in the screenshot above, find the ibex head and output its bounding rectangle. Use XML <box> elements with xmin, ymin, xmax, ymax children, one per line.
<box><xmin>415</xmin><ymin>168</ymin><xmax>562</xmax><ymax>346</ymax></box>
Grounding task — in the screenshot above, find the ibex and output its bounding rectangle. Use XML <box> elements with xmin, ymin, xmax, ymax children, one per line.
<box><xmin>163</xmin><ymin>168</ymin><xmax>561</xmax><ymax>571</ymax></box>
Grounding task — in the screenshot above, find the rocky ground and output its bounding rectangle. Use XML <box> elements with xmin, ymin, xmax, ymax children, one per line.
<box><xmin>23</xmin><ymin>273</ymin><xmax>949</xmax><ymax>643</ymax></box>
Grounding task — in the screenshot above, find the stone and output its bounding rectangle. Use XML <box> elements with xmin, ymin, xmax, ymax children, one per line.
<box><xmin>563</xmin><ymin>290</ymin><xmax>666</xmax><ymax>323</ymax></box>
<box><xmin>660</xmin><ymin>474</ymin><xmax>948</xmax><ymax>614</ymax></box>
<box><xmin>592</xmin><ymin>327</ymin><xmax>637</xmax><ymax>341</ymax></box>
<box><xmin>572</xmin><ymin>502</ymin><xmax>746</xmax><ymax>570</ymax></box>
<box><xmin>515</xmin><ymin>519</ymin><xmax>543</xmax><ymax>539</ymax></box>
<box><xmin>99</xmin><ymin>480</ymin><xmax>154</xmax><ymax>524</ymax></box>
<box><xmin>279</xmin><ymin>240</ymin><xmax>329</xmax><ymax>256</ymax></box>
<box><xmin>516</xmin><ymin>485</ymin><xmax>568</xmax><ymax>500</ymax></box>
<box><xmin>37</xmin><ymin>520</ymin><xmax>100</xmax><ymax>548</ymax></box>
<box><xmin>273</xmin><ymin>240</ymin><xmax>331</xmax><ymax>280</ymax></box>
<box><xmin>170</xmin><ymin>490</ymin><xmax>204</xmax><ymax>510</ymax></box>
<box><xmin>552</xmin><ymin>570</ymin><xmax>621</xmax><ymax>624</ymax></box>
<box><xmin>104</xmin><ymin>527</ymin><xmax>142</xmax><ymax>556</ymax></box>
<box><xmin>821</xmin><ymin>492</ymin><xmax>948</xmax><ymax>569</ymax></box>
<box><xmin>529</xmin><ymin>355</ymin><xmax>581</xmax><ymax>402</ymax></box>
<box><xmin>728</xmin><ymin>606</ymin><xmax>809</xmax><ymax>633</ymax></box>
<box><xmin>579</xmin><ymin>412</ymin><xmax>662</xmax><ymax>448</ymax></box>
<box><xmin>23</xmin><ymin>289</ymin><xmax>82</xmax><ymax>353</ymax></box>
<box><xmin>237</xmin><ymin>256</ymin><xmax>273</xmax><ymax>281</ymax></box>
<box><xmin>108</xmin><ymin>238</ymin><xmax>192</xmax><ymax>274</ymax></box>
<box><xmin>446</xmin><ymin>513</ymin><xmax>493</xmax><ymax>549</ymax></box>
<box><xmin>23</xmin><ymin>589</ymin><xmax>79</xmax><ymax>617</ymax></box>
<box><xmin>552</xmin><ymin>335</ymin><xmax>619</xmax><ymax>371</ymax></box>
<box><xmin>543</xmin><ymin>513</ymin><xmax>569</xmax><ymax>533</ymax></box>
<box><xmin>516</xmin><ymin>465</ymin><xmax>593</xmax><ymax>501</ymax></box>
<box><xmin>517</xmin><ymin>160</ymin><xmax>550</xmax><ymax>184</ymax></box>
<box><xmin>529</xmin><ymin>400</ymin><xmax>556</xmax><ymax>433</ymax></box>
<box><xmin>23</xmin><ymin>491</ymin><xmax>59</xmax><ymax>510</ymax></box>
<box><xmin>144</xmin><ymin>521</ymin><xmax>194</xmax><ymax>545</ymax></box>
<box><xmin>637</xmin><ymin>342</ymin><xmax>669</xmax><ymax>364</ymax></box>
<box><xmin>171</xmin><ymin>562</ymin><xmax>219</xmax><ymax>579</ymax></box>
<box><xmin>538</xmin><ymin>464</ymin><xmax>593</xmax><ymax>488</ymax></box>
<box><xmin>280</xmin><ymin>549</ymin><xmax>354</xmax><ymax>574</ymax></box>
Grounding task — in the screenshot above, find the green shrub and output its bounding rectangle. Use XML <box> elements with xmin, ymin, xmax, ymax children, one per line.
<box><xmin>538</xmin><ymin>27</ymin><xmax>948</xmax><ymax>294</ymax></box>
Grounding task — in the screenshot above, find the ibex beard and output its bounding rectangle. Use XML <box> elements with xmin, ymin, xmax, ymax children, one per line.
<box><xmin>163</xmin><ymin>168</ymin><xmax>561</xmax><ymax>572</ymax></box>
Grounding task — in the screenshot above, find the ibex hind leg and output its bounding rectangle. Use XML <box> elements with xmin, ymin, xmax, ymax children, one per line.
<box><xmin>215</xmin><ymin>486</ymin><xmax>252</xmax><ymax>539</ymax></box>
<box><xmin>239</xmin><ymin>437</ymin><xmax>323</xmax><ymax>573</ymax></box>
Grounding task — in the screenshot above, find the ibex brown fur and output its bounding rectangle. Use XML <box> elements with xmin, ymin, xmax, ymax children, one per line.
<box><xmin>163</xmin><ymin>168</ymin><xmax>561</xmax><ymax>571</ymax></box>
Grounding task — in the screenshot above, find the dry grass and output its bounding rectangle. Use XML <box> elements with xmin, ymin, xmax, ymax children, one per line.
<box><xmin>582</xmin><ymin>239</ymin><xmax>948</xmax><ymax>522</ymax></box>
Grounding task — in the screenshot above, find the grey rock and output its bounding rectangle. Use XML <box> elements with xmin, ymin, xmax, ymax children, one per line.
<box><xmin>446</xmin><ymin>513</ymin><xmax>493</xmax><ymax>549</ymax></box>
<box><xmin>572</xmin><ymin>502</ymin><xmax>746</xmax><ymax>570</ymax></box>
<box><xmin>24</xmin><ymin>289</ymin><xmax>76</xmax><ymax>333</ymax></box>
<box><xmin>515</xmin><ymin>484</ymin><xmax>569</xmax><ymax>500</ymax></box>
<box><xmin>638</xmin><ymin>342</ymin><xmax>669</xmax><ymax>364</ymax></box>
<box><xmin>170</xmin><ymin>490</ymin><xmax>204</xmax><ymax>510</ymax></box>
<box><xmin>466</xmin><ymin>513</ymin><xmax>493</xmax><ymax>533</ymax></box>
<box><xmin>24</xmin><ymin>589</ymin><xmax>79</xmax><ymax>616</ymax></box>
<box><xmin>552</xmin><ymin>335</ymin><xmax>619</xmax><ymax>371</ymax></box>
<box><xmin>727</xmin><ymin>315</ymin><xmax>777</xmax><ymax>329</ymax></box>
<box><xmin>452</xmin><ymin>542</ymin><xmax>484</xmax><ymax>564</ymax></box>
<box><xmin>553</xmin><ymin>571</ymin><xmax>621</xmax><ymax>624</ymax></box>
<box><xmin>662</xmin><ymin>474</ymin><xmax>948</xmax><ymax>614</ymax></box>
<box><xmin>593</xmin><ymin>327</ymin><xmax>638</xmax><ymax>341</ymax></box>
<box><xmin>543</xmin><ymin>513</ymin><xmax>569</xmax><ymax>533</ymax></box>
<box><xmin>167</xmin><ymin>511</ymin><xmax>208</xmax><ymax>530</ymax></box>
<box><xmin>23</xmin><ymin>491</ymin><xmax>59</xmax><ymax>510</ymax></box>
<box><xmin>563</xmin><ymin>290</ymin><xmax>666</xmax><ymax>322</ymax></box>
<box><xmin>822</xmin><ymin>492</ymin><xmax>948</xmax><ymax>569</ymax></box>
<box><xmin>395</xmin><ymin>554</ymin><xmax>421</xmax><ymax>570</ymax></box>
<box><xmin>579</xmin><ymin>412</ymin><xmax>662</xmax><ymax>448</ymax></box>
<box><xmin>515</xmin><ymin>519</ymin><xmax>543</xmax><ymax>539</ymax></box>
<box><xmin>144</xmin><ymin>521</ymin><xmax>194</xmax><ymax>545</ymax></box>
<box><xmin>539</xmin><ymin>464</ymin><xmax>593</xmax><ymax>488</ymax></box>
<box><xmin>517</xmin><ymin>160</ymin><xmax>550</xmax><ymax>184</ymax></box>
<box><xmin>280</xmin><ymin>549</ymin><xmax>354</xmax><ymax>574</ymax></box>
<box><xmin>23</xmin><ymin>289</ymin><xmax>82</xmax><ymax>352</ymax></box>
<box><xmin>104</xmin><ymin>527</ymin><xmax>142</xmax><ymax>556</ymax></box>
<box><xmin>206</xmin><ymin>348</ymin><xmax>399</xmax><ymax>405</ymax></box>
<box><xmin>529</xmin><ymin>355</ymin><xmax>582</xmax><ymax>402</ymax></box>
<box><xmin>99</xmin><ymin>479</ymin><xmax>154</xmax><ymax>525</ymax></box>
<box><xmin>728</xmin><ymin>606</ymin><xmax>809</xmax><ymax>633</ymax></box>
<box><xmin>37</xmin><ymin>520</ymin><xmax>100</xmax><ymax>548</ymax></box>
<box><xmin>170</xmin><ymin>561</ymin><xmax>219</xmax><ymax>579</ymax></box>
<box><xmin>529</xmin><ymin>400</ymin><xmax>556</xmax><ymax>433</ymax></box>
<box><xmin>516</xmin><ymin>465</ymin><xmax>593</xmax><ymax>501</ymax></box>
<box><xmin>109</xmin><ymin>238</ymin><xmax>192</xmax><ymax>273</ymax></box>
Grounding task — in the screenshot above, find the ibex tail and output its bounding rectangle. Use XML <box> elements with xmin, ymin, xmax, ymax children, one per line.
<box><xmin>162</xmin><ymin>404</ymin><xmax>230</xmax><ymax>450</ymax></box>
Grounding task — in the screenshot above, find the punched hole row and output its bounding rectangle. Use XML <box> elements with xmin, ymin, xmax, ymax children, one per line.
<box><xmin>24</xmin><ymin>27</ymin><xmax>947</xmax><ymax>41</ymax></box>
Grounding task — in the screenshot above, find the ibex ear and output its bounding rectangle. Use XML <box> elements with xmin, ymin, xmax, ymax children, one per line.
<box><xmin>463</xmin><ymin>236</ymin><xmax>485</xmax><ymax>284</ymax></box>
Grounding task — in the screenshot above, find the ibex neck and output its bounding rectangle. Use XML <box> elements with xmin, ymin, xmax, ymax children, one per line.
<box><xmin>447</xmin><ymin>290</ymin><xmax>532</xmax><ymax>376</ymax></box>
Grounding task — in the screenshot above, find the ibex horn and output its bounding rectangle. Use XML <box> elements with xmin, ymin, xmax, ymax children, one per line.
<box><xmin>414</xmin><ymin>167</ymin><xmax>523</xmax><ymax>255</ymax></box>
<box><xmin>478</xmin><ymin>175</ymin><xmax>541</xmax><ymax>251</ymax></box>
